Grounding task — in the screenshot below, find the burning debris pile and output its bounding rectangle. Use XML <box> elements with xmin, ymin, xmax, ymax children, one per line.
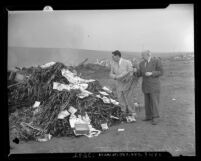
<box><xmin>8</xmin><ymin>62</ymin><xmax>127</xmax><ymax>142</ymax></box>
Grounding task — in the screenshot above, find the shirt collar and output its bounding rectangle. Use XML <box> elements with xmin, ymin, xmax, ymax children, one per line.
<box><xmin>147</xmin><ymin>57</ymin><xmax>151</xmax><ymax>63</ymax></box>
<box><xmin>119</xmin><ymin>58</ymin><xmax>122</xmax><ymax>65</ymax></box>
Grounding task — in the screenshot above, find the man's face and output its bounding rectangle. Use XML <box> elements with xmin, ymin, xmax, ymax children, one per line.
<box><xmin>141</xmin><ymin>52</ymin><xmax>149</xmax><ymax>61</ymax></box>
<box><xmin>112</xmin><ymin>55</ymin><xmax>120</xmax><ymax>62</ymax></box>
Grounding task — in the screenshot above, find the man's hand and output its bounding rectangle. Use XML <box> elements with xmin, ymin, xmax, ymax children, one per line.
<box><xmin>133</xmin><ymin>68</ymin><xmax>137</xmax><ymax>72</ymax></box>
<box><xmin>145</xmin><ymin>72</ymin><xmax>152</xmax><ymax>76</ymax></box>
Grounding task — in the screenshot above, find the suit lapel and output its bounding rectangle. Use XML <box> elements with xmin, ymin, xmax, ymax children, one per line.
<box><xmin>143</xmin><ymin>61</ymin><xmax>147</xmax><ymax>72</ymax></box>
<box><xmin>146</xmin><ymin>58</ymin><xmax>153</xmax><ymax>70</ymax></box>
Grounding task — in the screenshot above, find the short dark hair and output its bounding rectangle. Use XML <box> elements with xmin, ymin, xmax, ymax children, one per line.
<box><xmin>112</xmin><ymin>50</ymin><xmax>121</xmax><ymax>57</ymax></box>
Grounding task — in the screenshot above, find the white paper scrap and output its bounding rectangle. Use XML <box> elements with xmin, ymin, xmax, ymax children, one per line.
<box><xmin>102</xmin><ymin>86</ymin><xmax>112</xmax><ymax>93</ymax></box>
<box><xmin>99</xmin><ymin>91</ymin><xmax>109</xmax><ymax>96</ymax></box>
<box><xmin>58</xmin><ymin>110</ymin><xmax>70</xmax><ymax>119</ymax></box>
<box><xmin>53</xmin><ymin>82</ymin><xmax>70</xmax><ymax>91</ymax></box>
<box><xmin>110</xmin><ymin>115</ymin><xmax>119</xmax><ymax>119</ymax></box>
<box><xmin>68</xmin><ymin>106</ymin><xmax>77</xmax><ymax>115</ymax></box>
<box><xmin>96</xmin><ymin>95</ymin><xmax>102</xmax><ymax>98</ymax></box>
<box><xmin>84</xmin><ymin>125</ymin><xmax>101</xmax><ymax>138</ymax></box>
<box><xmin>126</xmin><ymin>116</ymin><xmax>136</xmax><ymax>122</ymax></box>
<box><xmin>101</xmin><ymin>123</ymin><xmax>109</xmax><ymax>130</ymax></box>
<box><xmin>77</xmin><ymin>92</ymin><xmax>89</xmax><ymax>99</ymax></box>
<box><xmin>82</xmin><ymin>113</ymin><xmax>91</xmax><ymax>124</ymax></box>
<box><xmin>69</xmin><ymin>117</ymin><xmax>78</xmax><ymax>128</ymax></box>
<box><xmin>110</xmin><ymin>99</ymin><xmax>119</xmax><ymax>105</ymax></box>
<box><xmin>78</xmin><ymin>83</ymin><xmax>88</xmax><ymax>90</ymax></box>
<box><xmin>86</xmin><ymin>79</ymin><xmax>96</xmax><ymax>82</ymax></box>
<box><xmin>33</xmin><ymin>101</ymin><xmax>40</xmax><ymax>108</ymax></box>
<box><xmin>102</xmin><ymin>96</ymin><xmax>111</xmax><ymax>104</ymax></box>
<box><xmin>40</xmin><ymin>62</ymin><xmax>55</xmax><ymax>68</ymax></box>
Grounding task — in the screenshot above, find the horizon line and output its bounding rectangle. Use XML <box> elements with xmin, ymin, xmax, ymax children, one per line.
<box><xmin>8</xmin><ymin>46</ymin><xmax>194</xmax><ymax>54</ymax></box>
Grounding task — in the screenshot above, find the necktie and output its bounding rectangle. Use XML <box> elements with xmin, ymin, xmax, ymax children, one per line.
<box><xmin>145</xmin><ymin>61</ymin><xmax>148</xmax><ymax>68</ymax></box>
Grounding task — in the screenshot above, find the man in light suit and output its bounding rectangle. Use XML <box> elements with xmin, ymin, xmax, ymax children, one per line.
<box><xmin>110</xmin><ymin>50</ymin><xmax>137</xmax><ymax>119</ymax></box>
<box><xmin>135</xmin><ymin>50</ymin><xmax>163</xmax><ymax>125</ymax></box>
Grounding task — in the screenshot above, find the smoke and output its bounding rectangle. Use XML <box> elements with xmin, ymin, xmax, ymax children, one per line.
<box><xmin>8</xmin><ymin>12</ymin><xmax>85</xmax><ymax>48</ymax></box>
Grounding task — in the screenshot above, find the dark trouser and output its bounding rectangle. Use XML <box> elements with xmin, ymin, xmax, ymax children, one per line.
<box><xmin>144</xmin><ymin>92</ymin><xmax>160</xmax><ymax>119</ymax></box>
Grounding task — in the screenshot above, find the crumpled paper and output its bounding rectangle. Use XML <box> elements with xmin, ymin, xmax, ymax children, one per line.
<box><xmin>53</xmin><ymin>82</ymin><xmax>89</xmax><ymax>91</ymax></box>
<box><xmin>37</xmin><ymin>134</ymin><xmax>52</xmax><ymax>142</ymax></box>
<box><xmin>54</xmin><ymin>68</ymin><xmax>96</xmax><ymax>99</ymax></box>
<box><xmin>58</xmin><ymin>110</ymin><xmax>70</xmax><ymax>119</ymax></box>
<box><xmin>32</xmin><ymin>101</ymin><xmax>41</xmax><ymax>115</ymax></box>
<box><xmin>101</xmin><ymin>123</ymin><xmax>109</xmax><ymax>130</ymax></box>
<box><xmin>102</xmin><ymin>86</ymin><xmax>112</xmax><ymax>93</ymax></box>
<box><xmin>61</xmin><ymin>69</ymin><xmax>95</xmax><ymax>84</ymax></box>
<box><xmin>85</xmin><ymin>79</ymin><xmax>96</xmax><ymax>83</ymax></box>
<box><xmin>40</xmin><ymin>62</ymin><xmax>56</xmax><ymax>69</ymax></box>
<box><xmin>69</xmin><ymin>116</ymin><xmax>79</xmax><ymax>128</ymax></box>
<box><xmin>99</xmin><ymin>91</ymin><xmax>109</xmax><ymax>96</ymax></box>
<box><xmin>110</xmin><ymin>98</ymin><xmax>119</xmax><ymax>105</ymax></box>
<box><xmin>33</xmin><ymin>101</ymin><xmax>40</xmax><ymax>108</ymax></box>
<box><xmin>53</xmin><ymin>82</ymin><xmax>70</xmax><ymax>91</ymax></box>
<box><xmin>69</xmin><ymin>113</ymin><xmax>90</xmax><ymax>128</ymax></box>
<box><xmin>33</xmin><ymin>108</ymin><xmax>41</xmax><ymax>115</ymax></box>
<box><xmin>69</xmin><ymin>113</ymin><xmax>101</xmax><ymax>138</ymax></box>
<box><xmin>110</xmin><ymin>115</ymin><xmax>119</xmax><ymax>120</ymax></box>
<box><xmin>68</xmin><ymin>106</ymin><xmax>77</xmax><ymax>115</ymax></box>
<box><xmin>77</xmin><ymin>92</ymin><xmax>90</xmax><ymax>99</ymax></box>
<box><xmin>126</xmin><ymin>115</ymin><xmax>136</xmax><ymax>122</ymax></box>
<box><xmin>82</xmin><ymin>113</ymin><xmax>91</xmax><ymax>123</ymax></box>
<box><xmin>70</xmin><ymin>83</ymin><xmax>88</xmax><ymax>90</ymax></box>
<box><xmin>102</xmin><ymin>96</ymin><xmax>111</xmax><ymax>104</ymax></box>
<box><xmin>77</xmin><ymin>89</ymin><xmax>92</xmax><ymax>98</ymax></box>
<box><xmin>96</xmin><ymin>95</ymin><xmax>119</xmax><ymax>105</ymax></box>
<box><xmin>96</xmin><ymin>95</ymin><xmax>102</xmax><ymax>98</ymax></box>
<box><xmin>83</xmin><ymin>125</ymin><xmax>101</xmax><ymax>138</ymax></box>
<box><xmin>53</xmin><ymin>82</ymin><xmax>92</xmax><ymax>99</ymax></box>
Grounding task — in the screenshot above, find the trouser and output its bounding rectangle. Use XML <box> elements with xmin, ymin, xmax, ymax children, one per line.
<box><xmin>118</xmin><ymin>91</ymin><xmax>135</xmax><ymax>114</ymax></box>
<box><xmin>144</xmin><ymin>92</ymin><xmax>160</xmax><ymax>119</ymax></box>
<box><xmin>115</xmin><ymin>77</ymin><xmax>138</xmax><ymax>114</ymax></box>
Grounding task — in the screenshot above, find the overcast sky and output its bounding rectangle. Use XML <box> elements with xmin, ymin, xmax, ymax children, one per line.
<box><xmin>8</xmin><ymin>4</ymin><xmax>194</xmax><ymax>52</ymax></box>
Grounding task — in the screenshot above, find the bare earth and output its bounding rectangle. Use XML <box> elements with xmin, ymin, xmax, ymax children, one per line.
<box><xmin>9</xmin><ymin>59</ymin><xmax>195</xmax><ymax>156</ymax></box>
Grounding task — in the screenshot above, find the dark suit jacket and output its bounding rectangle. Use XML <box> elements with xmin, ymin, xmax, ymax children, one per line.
<box><xmin>137</xmin><ymin>57</ymin><xmax>163</xmax><ymax>93</ymax></box>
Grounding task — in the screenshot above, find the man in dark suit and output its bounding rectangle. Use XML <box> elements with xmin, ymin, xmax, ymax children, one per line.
<box><xmin>135</xmin><ymin>50</ymin><xmax>163</xmax><ymax>125</ymax></box>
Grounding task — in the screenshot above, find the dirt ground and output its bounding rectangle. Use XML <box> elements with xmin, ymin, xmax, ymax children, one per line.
<box><xmin>9</xmin><ymin>59</ymin><xmax>195</xmax><ymax>156</ymax></box>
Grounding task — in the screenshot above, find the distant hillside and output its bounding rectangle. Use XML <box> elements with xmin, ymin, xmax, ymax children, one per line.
<box><xmin>8</xmin><ymin>46</ymin><xmax>193</xmax><ymax>70</ymax></box>
<box><xmin>8</xmin><ymin>47</ymin><xmax>138</xmax><ymax>69</ymax></box>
